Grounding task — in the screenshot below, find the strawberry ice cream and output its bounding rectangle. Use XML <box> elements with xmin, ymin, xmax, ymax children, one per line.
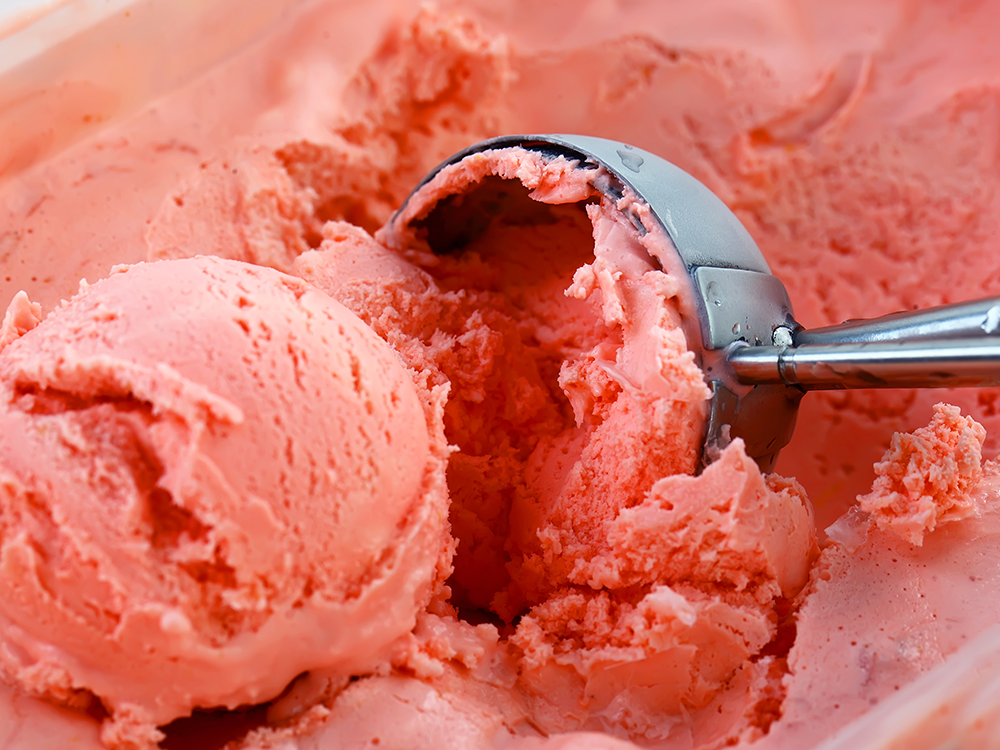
<box><xmin>0</xmin><ymin>0</ymin><xmax>999</xmax><ymax>749</ymax></box>
<box><xmin>0</xmin><ymin>257</ymin><xmax>449</xmax><ymax>747</ymax></box>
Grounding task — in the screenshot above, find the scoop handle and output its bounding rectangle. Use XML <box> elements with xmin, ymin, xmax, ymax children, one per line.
<box><xmin>793</xmin><ymin>296</ymin><xmax>1000</xmax><ymax>345</ymax></box>
<box><xmin>729</xmin><ymin>337</ymin><xmax>1000</xmax><ymax>389</ymax></box>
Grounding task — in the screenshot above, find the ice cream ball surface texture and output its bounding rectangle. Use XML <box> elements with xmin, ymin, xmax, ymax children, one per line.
<box><xmin>0</xmin><ymin>256</ymin><xmax>450</xmax><ymax>740</ymax></box>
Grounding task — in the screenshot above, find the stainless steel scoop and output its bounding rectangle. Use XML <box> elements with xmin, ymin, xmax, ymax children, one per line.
<box><xmin>391</xmin><ymin>135</ymin><xmax>1000</xmax><ymax>471</ymax></box>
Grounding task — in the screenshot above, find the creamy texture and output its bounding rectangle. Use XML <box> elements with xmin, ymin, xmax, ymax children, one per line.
<box><xmin>375</xmin><ymin>145</ymin><xmax>714</xmax><ymax>612</ymax></box>
<box><xmin>763</xmin><ymin>461</ymin><xmax>1000</xmax><ymax>750</ymax></box>
<box><xmin>282</xmin><ymin>146</ymin><xmax>816</xmax><ymax>749</ymax></box>
<box><xmin>0</xmin><ymin>257</ymin><xmax>450</xmax><ymax>746</ymax></box>
<box><xmin>1</xmin><ymin>0</ymin><xmax>1000</xmax><ymax>749</ymax></box>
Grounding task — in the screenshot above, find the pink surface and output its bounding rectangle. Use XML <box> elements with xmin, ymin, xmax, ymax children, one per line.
<box><xmin>760</xmin><ymin>462</ymin><xmax>1000</xmax><ymax>750</ymax></box>
<box><xmin>0</xmin><ymin>257</ymin><xmax>449</xmax><ymax>745</ymax></box>
<box><xmin>0</xmin><ymin>0</ymin><xmax>999</xmax><ymax>749</ymax></box>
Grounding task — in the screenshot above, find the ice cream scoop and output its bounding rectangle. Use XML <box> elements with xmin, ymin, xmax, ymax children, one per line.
<box><xmin>389</xmin><ymin>135</ymin><xmax>1000</xmax><ymax>471</ymax></box>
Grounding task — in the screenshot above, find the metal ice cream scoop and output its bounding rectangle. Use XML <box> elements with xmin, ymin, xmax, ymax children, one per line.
<box><xmin>393</xmin><ymin>135</ymin><xmax>1000</xmax><ymax>472</ymax></box>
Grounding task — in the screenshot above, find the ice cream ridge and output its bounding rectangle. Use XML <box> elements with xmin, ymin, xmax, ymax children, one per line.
<box><xmin>2</xmin><ymin>2</ymin><xmax>1000</xmax><ymax>749</ymax></box>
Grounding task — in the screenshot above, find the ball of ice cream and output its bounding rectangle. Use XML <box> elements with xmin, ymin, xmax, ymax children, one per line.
<box><xmin>0</xmin><ymin>256</ymin><xmax>449</xmax><ymax>742</ymax></box>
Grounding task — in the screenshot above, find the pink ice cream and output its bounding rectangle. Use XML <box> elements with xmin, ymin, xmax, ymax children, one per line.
<box><xmin>287</xmin><ymin>145</ymin><xmax>816</xmax><ymax>744</ymax></box>
<box><xmin>1</xmin><ymin>0</ymin><xmax>1000</xmax><ymax>749</ymax></box>
<box><xmin>0</xmin><ymin>256</ymin><xmax>449</xmax><ymax>746</ymax></box>
<box><xmin>856</xmin><ymin>403</ymin><xmax>986</xmax><ymax>546</ymax></box>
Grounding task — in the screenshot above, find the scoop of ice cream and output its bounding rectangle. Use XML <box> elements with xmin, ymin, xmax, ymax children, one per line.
<box><xmin>289</xmin><ymin>144</ymin><xmax>816</xmax><ymax>743</ymax></box>
<box><xmin>0</xmin><ymin>256</ymin><xmax>449</xmax><ymax>744</ymax></box>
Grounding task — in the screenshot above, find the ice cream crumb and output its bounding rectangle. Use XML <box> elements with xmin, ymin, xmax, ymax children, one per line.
<box><xmin>857</xmin><ymin>403</ymin><xmax>986</xmax><ymax>546</ymax></box>
<box><xmin>0</xmin><ymin>291</ymin><xmax>41</xmax><ymax>352</ymax></box>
